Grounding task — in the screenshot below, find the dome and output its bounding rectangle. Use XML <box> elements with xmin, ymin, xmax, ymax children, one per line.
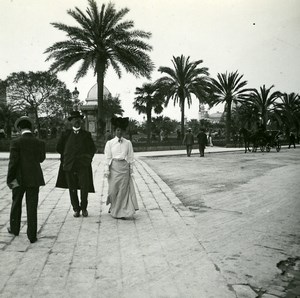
<box><xmin>85</xmin><ymin>83</ymin><xmax>111</xmax><ymax>104</ymax></box>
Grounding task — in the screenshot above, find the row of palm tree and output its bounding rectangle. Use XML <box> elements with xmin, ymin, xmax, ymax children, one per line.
<box><xmin>44</xmin><ymin>0</ymin><xmax>300</xmax><ymax>144</ymax></box>
<box><xmin>133</xmin><ymin>66</ymin><xmax>299</xmax><ymax>145</ymax></box>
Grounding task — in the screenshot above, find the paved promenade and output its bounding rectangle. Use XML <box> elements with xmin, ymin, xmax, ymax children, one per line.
<box><xmin>0</xmin><ymin>147</ymin><xmax>244</xmax><ymax>298</ymax></box>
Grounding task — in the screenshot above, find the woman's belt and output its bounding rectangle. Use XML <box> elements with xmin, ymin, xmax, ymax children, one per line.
<box><xmin>113</xmin><ymin>158</ymin><xmax>126</xmax><ymax>161</ymax></box>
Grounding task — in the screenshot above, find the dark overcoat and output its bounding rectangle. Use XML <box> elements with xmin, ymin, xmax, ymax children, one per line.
<box><xmin>7</xmin><ymin>133</ymin><xmax>45</xmax><ymax>187</ymax></box>
<box><xmin>55</xmin><ymin>129</ymin><xmax>96</xmax><ymax>192</ymax></box>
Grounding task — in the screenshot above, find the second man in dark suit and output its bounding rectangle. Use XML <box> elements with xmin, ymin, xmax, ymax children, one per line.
<box><xmin>7</xmin><ymin>116</ymin><xmax>45</xmax><ymax>243</ymax></box>
<box><xmin>56</xmin><ymin>111</ymin><xmax>96</xmax><ymax>218</ymax></box>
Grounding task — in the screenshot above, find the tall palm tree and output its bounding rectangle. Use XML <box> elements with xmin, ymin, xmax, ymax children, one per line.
<box><xmin>210</xmin><ymin>70</ymin><xmax>250</xmax><ymax>146</ymax></box>
<box><xmin>275</xmin><ymin>92</ymin><xmax>300</xmax><ymax>136</ymax></box>
<box><xmin>248</xmin><ymin>85</ymin><xmax>281</xmax><ymax>131</ymax></box>
<box><xmin>156</xmin><ymin>55</ymin><xmax>210</xmax><ymax>138</ymax></box>
<box><xmin>44</xmin><ymin>0</ymin><xmax>154</xmax><ymax>139</ymax></box>
<box><xmin>133</xmin><ymin>82</ymin><xmax>164</xmax><ymax>143</ymax></box>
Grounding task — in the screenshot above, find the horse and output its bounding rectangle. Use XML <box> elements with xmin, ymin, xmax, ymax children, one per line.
<box><xmin>239</xmin><ymin>128</ymin><xmax>252</xmax><ymax>153</ymax></box>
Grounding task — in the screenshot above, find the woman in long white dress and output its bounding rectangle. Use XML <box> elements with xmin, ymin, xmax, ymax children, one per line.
<box><xmin>104</xmin><ymin>117</ymin><xmax>138</xmax><ymax>219</ymax></box>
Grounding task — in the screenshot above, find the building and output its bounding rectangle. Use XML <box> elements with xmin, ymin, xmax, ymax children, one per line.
<box><xmin>80</xmin><ymin>83</ymin><xmax>111</xmax><ymax>138</ymax></box>
<box><xmin>198</xmin><ymin>104</ymin><xmax>223</xmax><ymax>123</ymax></box>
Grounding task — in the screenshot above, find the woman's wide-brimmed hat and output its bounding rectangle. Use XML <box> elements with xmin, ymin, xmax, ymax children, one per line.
<box><xmin>14</xmin><ymin>116</ymin><xmax>34</xmax><ymax>130</ymax></box>
<box><xmin>111</xmin><ymin>117</ymin><xmax>129</xmax><ymax>130</ymax></box>
<box><xmin>68</xmin><ymin>110</ymin><xmax>84</xmax><ymax>121</ymax></box>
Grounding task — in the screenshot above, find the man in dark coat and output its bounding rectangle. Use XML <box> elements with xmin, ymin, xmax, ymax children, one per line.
<box><xmin>56</xmin><ymin>111</ymin><xmax>96</xmax><ymax>218</ymax></box>
<box><xmin>288</xmin><ymin>132</ymin><xmax>296</xmax><ymax>149</ymax></box>
<box><xmin>196</xmin><ymin>128</ymin><xmax>208</xmax><ymax>157</ymax></box>
<box><xmin>182</xmin><ymin>128</ymin><xmax>195</xmax><ymax>157</ymax></box>
<box><xmin>7</xmin><ymin>116</ymin><xmax>45</xmax><ymax>243</ymax></box>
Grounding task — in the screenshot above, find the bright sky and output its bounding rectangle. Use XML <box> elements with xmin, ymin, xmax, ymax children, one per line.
<box><xmin>1</xmin><ymin>0</ymin><xmax>300</xmax><ymax>122</ymax></box>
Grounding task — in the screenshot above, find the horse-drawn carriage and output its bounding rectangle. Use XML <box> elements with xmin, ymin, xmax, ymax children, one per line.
<box><xmin>239</xmin><ymin>128</ymin><xmax>282</xmax><ymax>153</ymax></box>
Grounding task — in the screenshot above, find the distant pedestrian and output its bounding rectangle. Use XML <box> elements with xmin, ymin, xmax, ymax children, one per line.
<box><xmin>208</xmin><ymin>133</ymin><xmax>213</xmax><ymax>147</ymax></box>
<box><xmin>104</xmin><ymin>117</ymin><xmax>138</xmax><ymax>219</ymax></box>
<box><xmin>197</xmin><ymin>128</ymin><xmax>208</xmax><ymax>157</ymax></box>
<box><xmin>55</xmin><ymin>111</ymin><xmax>96</xmax><ymax>218</ymax></box>
<box><xmin>183</xmin><ymin>128</ymin><xmax>194</xmax><ymax>157</ymax></box>
<box><xmin>288</xmin><ymin>132</ymin><xmax>296</xmax><ymax>149</ymax></box>
<box><xmin>159</xmin><ymin>129</ymin><xmax>165</xmax><ymax>142</ymax></box>
<box><xmin>7</xmin><ymin>116</ymin><xmax>46</xmax><ymax>243</ymax></box>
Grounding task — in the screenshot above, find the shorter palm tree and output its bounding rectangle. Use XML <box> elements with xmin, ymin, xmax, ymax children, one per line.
<box><xmin>210</xmin><ymin>70</ymin><xmax>250</xmax><ymax>146</ymax></box>
<box><xmin>156</xmin><ymin>55</ymin><xmax>210</xmax><ymax>138</ymax></box>
<box><xmin>275</xmin><ymin>92</ymin><xmax>300</xmax><ymax>136</ymax></box>
<box><xmin>133</xmin><ymin>82</ymin><xmax>164</xmax><ymax>143</ymax></box>
<box><xmin>248</xmin><ymin>85</ymin><xmax>281</xmax><ymax>131</ymax></box>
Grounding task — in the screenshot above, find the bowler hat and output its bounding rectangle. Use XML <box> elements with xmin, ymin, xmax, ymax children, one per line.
<box><xmin>111</xmin><ymin>117</ymin><xmax>129</xmax><ymax>130</ymax></box>
<box><xmin>14</xmin><ymin>116</ymin><xmax>34</xmax><ymax>130</ymax></box>
<box><xmin>68</xmin><ymin>111</ymin><xmax>84</xmax><ymax>121</ymax></box>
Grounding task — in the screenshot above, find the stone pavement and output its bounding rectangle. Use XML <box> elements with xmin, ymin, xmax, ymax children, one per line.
<box><xmin>0</xmin><ymin>147</ymin><xmax>245</xmax><ymax>298</ymax></box>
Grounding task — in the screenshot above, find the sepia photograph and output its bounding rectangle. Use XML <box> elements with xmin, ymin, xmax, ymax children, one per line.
<box><xmin>0</xmin><ymin>0</ymin><xmax>299</xmax><ymax>297</ymax></box>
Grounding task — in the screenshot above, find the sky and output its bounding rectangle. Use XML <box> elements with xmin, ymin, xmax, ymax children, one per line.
<box><xmin>1</xmin><ymin>0</ymin><xmax>300</xmax><ymax>122</ymax></box>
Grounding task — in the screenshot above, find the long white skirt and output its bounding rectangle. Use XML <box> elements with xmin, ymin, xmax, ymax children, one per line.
<box><xmin>107</xmin><ymin>160</ymin><xmax>138</xmax><ymax>218</ymax></box>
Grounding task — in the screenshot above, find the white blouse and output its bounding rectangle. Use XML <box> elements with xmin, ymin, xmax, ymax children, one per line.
<box><xmin>104</xmin><ymin>136</ymin><xmax>134</xmax><ymax>171</ymax></box>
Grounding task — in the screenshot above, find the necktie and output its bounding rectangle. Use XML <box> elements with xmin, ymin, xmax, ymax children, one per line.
<box><xmin>118</xmin><ymin>138</ymin><xmax>122</xmax><ymax>143</ymax></box>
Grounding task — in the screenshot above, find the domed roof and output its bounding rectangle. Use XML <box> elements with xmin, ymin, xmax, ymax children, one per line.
<box><xmin>85</xmin><ymin>83</ymin><xmax>111</xmax><ymax>104</ymax></box>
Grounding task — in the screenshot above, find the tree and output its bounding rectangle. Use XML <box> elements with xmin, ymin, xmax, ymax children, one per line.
<box><xmin>151</xmin><ymin>116</ymin><xmax>178</xmax><ymax>140</ymax></box>
<box><xmin>103</xmin><ymin>94</ymin><xmax>124</xmax><ymax>119</ymax></box>
<box><xmin>156</xmin><ymin>55</ymin><xmax>210</xmax><ymax>139</ymax></box>
<box><xmin>232</xmin><ymin>102</ymin><xmax>260</xmax><ymax>131</ymax></box>
<box><xmin>210</xmin><ymin>70</ymin><xmax>250</xmax><ymax>146</ymax></box>
<box><xmin>127</xmin><ymin>118</ymin><xmax>139</xmax><ymax>141</ymax></box>
<box><xmin>275</xmin><ymin>92</ymin><xmax>300</xmax><ymax>136</ymax></box>
<box><xmin>0</xmin><ymin>102</ymin><xmax>22</xmax><ymax>138</ymax></box>
<box><xmin>248</xmin><ymin>85</ymin><xmax>281</xmax><ymax>131</ymax></box>
<box><xmin>44</xmin><ymin>0</ymin><xmax>154</xmax><ymax>139</ymax></box>
<box><xmin>133</xmin><ymin>82</ymin><xmax>164</xmax><ymax>143</ymax></box>
<box><xmin>6</xmin><ymin>71</ymin><xmax>71</xmax><ymax>135</ymax></box>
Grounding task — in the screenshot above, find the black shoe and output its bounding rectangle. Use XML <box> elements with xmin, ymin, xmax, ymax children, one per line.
<box><xmin>73</xmin><ymin>210</ymin><xmax>80</xmax><ymax>217</ymax></box>
<box><xmin>7</xmin><ymin>227</ymin><xmax>19</xmax><ymax>236</ymax></box>
<box><xmin>82</xmin><ymin>210</ymin><xmax>88</xmax><ymax>217</ymax></box>
<box><xmin>29</xmin><ymin>238</ymin><xmax>37</xmax><ymax>244</ymax></box>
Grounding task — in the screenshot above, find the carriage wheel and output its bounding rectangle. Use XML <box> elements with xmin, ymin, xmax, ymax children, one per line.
<box><xmin>266</xmin><ymin>146</ymin><xmax>271</xmax><ymax>152</ymax></box>
<box><xmin>276</xmin><ymin>143</ymin><xmax>281</xmax><ymax>152</ymax></box>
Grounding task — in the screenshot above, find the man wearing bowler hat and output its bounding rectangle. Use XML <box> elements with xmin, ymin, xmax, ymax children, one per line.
<box><xmin>7</xmin><ymin>116</ymin><xmax>46</xmax><ymax>243</ymax></box>
<box><xmin>55</xmin><ymin>111</ymin><xmax>96</xmax><ymax>217</ymax></box>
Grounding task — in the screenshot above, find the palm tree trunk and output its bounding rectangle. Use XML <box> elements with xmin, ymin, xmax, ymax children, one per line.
<box><xmin>226</xmin><ymin>101</ymin><xmax>232</xmax><ymax>146</ymax></box>
<box><xmin>96</xmin><ymin>61</ymin><xmax>106</xmax><ymax>140</ymax></box>
<box><xmin>146</xmin><ymin>108</ymin><xmax>152</xmax><ymax>144</ymax></box>
<box><xmin>180</xmin><ymin>98</ymin><xmax>185</xmax><ymax>140</ymax></box>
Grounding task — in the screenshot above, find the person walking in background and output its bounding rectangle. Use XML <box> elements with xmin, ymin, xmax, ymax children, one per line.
<box><xmin>197</xmin><ymin>128</ymin><xmax>208</xmax><ymax>157</ymax></box>
<box><xmin>104</xmin><ymin>117</ymin><xmax>138</xmax><ymax>219</ymax></box>
<box><xmin>288</xmin><ymin>132</ymin><xmax>296</xmax><ymax>149</ymax></box>
<box><xmin>208</xmin><ymin>133</ymin><xmax>213</xmax><ymax>147</ymax></box>
<box><xmin>55</xmin><ymin>111</ymin><xmax>96</xmax><ymax>218</ymax></box>
<box><xmin>7</xmin><ymin>116</ymin><xmax>45</xmax><ymax>243</ymax></box>
<box><xmin>183</xmin><ymin>128</ymin><xmax>194</xmax><ymax>157</ymax></box>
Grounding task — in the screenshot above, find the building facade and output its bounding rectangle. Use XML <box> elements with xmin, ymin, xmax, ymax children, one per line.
<box><xmin>80</xmin><ymin>83</ymin><xmax>112</xmax><ymax>138</ymax></box>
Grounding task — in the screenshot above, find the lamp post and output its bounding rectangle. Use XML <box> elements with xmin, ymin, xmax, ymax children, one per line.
<box><xmin>72</xmin><ymin>87</ymin><xmax>80</xmax><ymax>111</ymax></box>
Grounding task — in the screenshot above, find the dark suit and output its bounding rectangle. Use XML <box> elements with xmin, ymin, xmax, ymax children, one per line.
<box><xmin>7</xmin><ymin>132</ymin><xmax>45</xmax><ymax>241</ymax></box>
<box><xmin>55</xmin><ymin>129</ymin><xmax>96</xmax><ymax>212</ymax></box>
<box><xmin>197</xmin><ymin>131</ymin><xmax>207</xmax><ymax>157</ymax></box>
